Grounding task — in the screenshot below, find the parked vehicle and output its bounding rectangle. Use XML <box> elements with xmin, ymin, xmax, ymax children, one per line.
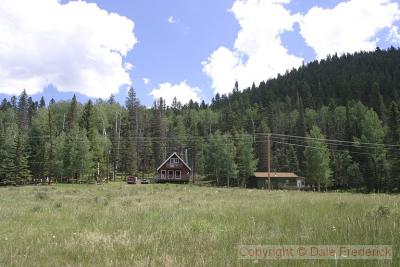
<box><xmin>127</xmin><ymin>176</ymin><xmax>138</xmax><ymax>184</ymax></box>
<box><xmin>141</xmin><ymin>179</ymin><xmax>149</xmax><ymax>184</ymax></box>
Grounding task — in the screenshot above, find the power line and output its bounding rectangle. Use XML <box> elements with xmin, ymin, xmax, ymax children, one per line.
<box><xmin>270</xmin><ymin>133</ymin><xmax>397</xmax><ymax>149</ymax></box>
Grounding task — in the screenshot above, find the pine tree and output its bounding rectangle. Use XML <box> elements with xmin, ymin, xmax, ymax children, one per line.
<box><xmin>17</xmin><ymin>90</ymin><xmax>29</xmax><ymax>131</ymax></box>
<box><xmin>152</xmin><ymin>98</ymin><xmax>167</xmax><ymax>166</ymax></box>
<box><xmin>255</xmin><ymin>119</ymin><xmax>269</xmax><ymax>171</ymax></box>
<box><xmin>386</xmin><ymin>101</ymin><xmax>400</xmax><ymax>191</ymax></box>
<box><xmin>80</xmin><ymin>100</ymin><xmax>99</xmax><ymax>152</ymax></box>
<box><xmin>29</xmin><ymin>108</ymin><xmax>49</xmax><ymax>181</ymax></box>
<box><xmin>65</xmin><ymin>95</ymin><xmax>79</xmax><ymax>132</ymax></box>
<box><xmin>10</xmin><ymin>96</ymin><xmax>17</xmax><ymax>112</ymax></box>
<box><xmin>125</xmin><ymin>87</ymin><xmax>140</xmax><ymax>172</ymax></box>
<box><xmin>0</xmin><ymin>121</ymin><xmax>16</xmax><ymax>182</ymax></box>
<box><xmin>13</xmin><ymin>130</ymin><xmax>31</xmax><ymax>183</ymax></box>
<box><xmin>296</xmin><ymin>95</ymin><xmax>306</xmax><ymax>173</ymax></box>
<box><xmin>27</xmin><ymin>97</ymin><xmax>37</xmax><ymax>126</ymax></box>
<box><xmin>287</xmin><ymin>145</ymin><xmax>299</xmax><ymax>173</ymax></box>
<box><xmin>0</xmin><ymin>144</ymin><xmax>16</xmax><ymax>183</ymax></box>
<box><xmin>108</xmin><ymin>94</ymin><xmax>116</xmax><ymax>105</ymax></box>
<box><xmin>39</xmin><ymin>96</ymin><xmax>46</xmax><ymax>109</ymax></box>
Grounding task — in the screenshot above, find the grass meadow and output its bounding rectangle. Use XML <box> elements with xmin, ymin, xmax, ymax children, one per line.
<box><xmin>0</xmin><ymin>183</ymin><xmax>398</xmax><ymax>266</ymax></box>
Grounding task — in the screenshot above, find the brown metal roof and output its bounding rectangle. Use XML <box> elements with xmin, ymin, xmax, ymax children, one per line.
<box><xmin>254</xmin><ymin>172</ymin><xmax>302</xmax><ymax>179</ymax></box>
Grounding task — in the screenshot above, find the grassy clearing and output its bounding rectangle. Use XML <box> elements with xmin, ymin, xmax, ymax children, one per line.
<box><xmin>0</xmin><ymin>183</ymin><xmax>398</xmax><ymax>266</ymax></box>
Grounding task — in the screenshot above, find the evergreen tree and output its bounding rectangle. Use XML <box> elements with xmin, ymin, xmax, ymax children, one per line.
<box><xmin>10</xmin><ymin>96</ymin><xmax>17</xmax><ymax>112</ymax></box>
<box><xmin>255</xmin><ymin>119</ymin><xmax>269</xmax><ymax>171</ymax></box>
<box><xmin>13</xmin><ymin>130</ymin><xmax>31</xmax><ymax>183</ymax></box>
<box><xmin>39</xmin><ymin>96</ymin><xmax>46</xmax><ymax>109</ymax></box>
<box><xmin>65</xmin><ymin>95</ymin><xmax>79</xmax><ymax>132</ymax></box>
<box><xmin>296</xmin><ymin>95</ymin><xmax>306</xmax><ymax>173</ymax></box>
<box><xmin>125</xmin><ymin>87</ymin><xmax>140</xmax><ymax>172</ymax></box>
<box><xmin>0</xmin><ymin>123</ymin><xmax>16</xmax><ymax>182</ymax></box>
<box><xmin>287</xmin><ymin>144</ymin><xmax>299</xmax><ymax>173</ymax></box>
<box><xmin>29</xmin><ymin>108</ymin><xmax>49</xmax><ymax>181</ymax></box>
<box><xmin>80</xmin><ymin>100</ymin><xmax>101</xmax><ymax>159</ymax></box>
<box><xmin>152</xmin><ymin>98</ymin><xmax>167</xmax><ymax>166</ymax></box>
<box><xmin>17</xmin><ymin>90</ymin><xmax>29</xmax><ymax>131</ymax></box>
<box><xmin>387</xmin><ymin>102</ymin><xmax>400</xmax><ymax>191</ymax></box>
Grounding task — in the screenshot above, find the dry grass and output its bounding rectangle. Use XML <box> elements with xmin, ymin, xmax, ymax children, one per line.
<box><xmin>0</xmin><ymin>183</ymin><xmax>398</xmax><ymax>266</ymax></box>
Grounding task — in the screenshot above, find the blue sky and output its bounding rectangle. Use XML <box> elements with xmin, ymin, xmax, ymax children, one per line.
<box><xmin>0</xmin><ymin>0</ymin><xmax>400</xmax><ymax>106</ymax></box>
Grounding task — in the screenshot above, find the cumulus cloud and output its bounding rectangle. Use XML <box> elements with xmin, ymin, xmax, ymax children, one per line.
<box><xmin>388</xmin><ymin>25</ymin><xmax>400</xmax><ymax>44</ymax></box>
<box><xmin>202</xmin><ymin>0</ymin><xmax>303</xmax><ymax>95</ymax></box>
<box><xmin>203</xmin><ymin>0</ymin><xmax>400</xmax><ymax>96</ymax></box>
<box><xmin>300</xmin><ymin>0</ymin><xmax>400</xmax><ymax>59</ymax></box>
<box><xmin>143</xmin><ymin>78</ymin><xmax>150</xmax><ymax>85</ymax></box>
<box><xmin>0</xmin><ymin>0</ymin><xmax>137</xmax><ymax>98</ymax></box>
<box><xmin>168</xmin><ymin>16</ymin><xmax>176</xmax><ymax>24</ymax></box>
<box><xmin>149</xmin><ymin>81</ymin><xmax>201</xmax><ymax>106</ymax></box>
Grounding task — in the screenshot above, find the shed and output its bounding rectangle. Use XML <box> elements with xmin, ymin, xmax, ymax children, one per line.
<box><xmin>250</xmin><ymin>172</ymin><xmax>305</xmax><ymax>190</ymax></box>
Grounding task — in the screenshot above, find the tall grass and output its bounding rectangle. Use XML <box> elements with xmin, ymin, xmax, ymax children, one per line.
<box><xmin>0</xmin><ymin>183</ymin><xmax>398</xmax><ymax>266</ymax></box>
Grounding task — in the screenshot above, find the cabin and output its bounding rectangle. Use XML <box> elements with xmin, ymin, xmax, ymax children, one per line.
<box><xmin>155</xmin><ymin>152</ymin><xmax>191</xmax><ymax>183</ymax></box>
<box><xmin>249</xmin><ymin>172</ymin><xmax>305</xmax><ymax>190</ymax></box>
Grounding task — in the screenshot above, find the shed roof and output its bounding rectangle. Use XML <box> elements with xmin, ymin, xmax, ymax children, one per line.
<box><xmin>254</xmin><ymin>172</ymin><xmax>302</xmax><ymax>179</ymax></box>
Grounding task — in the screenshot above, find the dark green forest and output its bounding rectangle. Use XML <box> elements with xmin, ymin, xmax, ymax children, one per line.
<box><xmin>1</xmin><ymin>47</ymin><xmax>400</xmax><ymax>192</ymax></box>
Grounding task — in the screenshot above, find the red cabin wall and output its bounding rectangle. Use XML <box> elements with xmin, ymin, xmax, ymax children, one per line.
<box><xmin>157</xmin><ymin>156</ymin><xmax>191</xmax><ymax>181</ymax></box>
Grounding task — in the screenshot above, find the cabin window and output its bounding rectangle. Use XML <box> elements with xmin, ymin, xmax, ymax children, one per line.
<box><xmin>161</xmin><ymin>170</ymin><xmax>166</xmax><ymax>178</ymax></box>
<box><xmin>168</xmin><ymin>170</ymin><xmax>174</xmax><ymax>179</ymax></box>
<box><xmin>170</xmin><ymin>158</ymin><xmax>179</xmax><ymax>164</ymax></box>
<box><xmin>175</xmin><ymin>170</ymin><xmax>181</xmax><ymax>179</ymax></box>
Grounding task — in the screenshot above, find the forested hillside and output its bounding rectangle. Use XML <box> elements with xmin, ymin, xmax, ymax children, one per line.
<box><xmin>1</xmin><ymin>48</ymin><xmax>400</xmax><ymax>192</ymax></box>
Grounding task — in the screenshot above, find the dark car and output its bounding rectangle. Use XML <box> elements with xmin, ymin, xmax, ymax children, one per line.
<box><xmin>141</xmin><ymin>179</ymin><xmax>149</xmax><ymax>184</ymax></box>
<box><xmin>127</xmin><ymin>176</ymin><xmax>138</xmax><ymax>184</ymax></box>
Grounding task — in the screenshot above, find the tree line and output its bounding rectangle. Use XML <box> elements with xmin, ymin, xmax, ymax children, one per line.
<box><xmin>1</xmin><ymin>48</ymin><xmax>400</xmax><ymax>192</ymax></box>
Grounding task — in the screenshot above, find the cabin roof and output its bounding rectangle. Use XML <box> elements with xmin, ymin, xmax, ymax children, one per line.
<box><xmin>156</xmin><ymin>152</ymin><xmax>192</xmax><ymax>172</ymax></box>
<box><xmin>254</xmin><ymin>172</ymin><xmax>303</xmax><ymax>179</ymax></box>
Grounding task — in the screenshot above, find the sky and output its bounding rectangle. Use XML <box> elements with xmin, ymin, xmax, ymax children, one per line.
<box><xmin>0</xmin><ymin>0</ymin><xmax>400</xmax><ymax>106</ymax></box>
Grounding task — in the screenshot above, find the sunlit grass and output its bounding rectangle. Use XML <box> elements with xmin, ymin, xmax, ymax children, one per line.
<box><xmin>0</xmin><ymin>183</ymin><xmax>398</xmax><ymax>266</ymax></box>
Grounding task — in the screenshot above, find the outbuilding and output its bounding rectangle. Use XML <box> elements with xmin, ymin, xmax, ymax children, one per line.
<box><xmin>250</xmin><ymin>172</ymin><xmax>305</xmax><ymax>190</ymax></box>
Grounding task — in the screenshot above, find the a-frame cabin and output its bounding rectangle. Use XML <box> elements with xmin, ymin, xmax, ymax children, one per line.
<box><xmin>156</xmin><ymin>152</ymin><xmax>191</xmax><ymax>183</ymax></box>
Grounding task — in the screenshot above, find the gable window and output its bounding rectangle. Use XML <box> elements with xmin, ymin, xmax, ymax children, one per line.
<box><xmin>168</xmin><ymin>170</ymin><xmax>174</xmax><ymax>179</ymax></box>
<box><xmin>170</xmin><ymin>158</ymin><xmax>179</xmax><ymax>166</ymax></box>
<box><xmin>175</xmin><ymin>170</ymin><xmax>181</xmax><ymax>179</ymax></box>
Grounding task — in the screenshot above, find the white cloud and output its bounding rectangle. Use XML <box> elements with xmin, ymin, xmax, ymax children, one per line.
<box><xmin>143</xmin><ymin>78</ymin><xmax>150</xmax><ymax>85</ymax></box>
<box><xmin>124</xmin><ymin>62</ymin><xmax>134</xmax><ymax>71</ymax></box>
<box><xmin>388</xmin><ymin>25</ymin><xmax>400</xmax><ymax>44</ymax></box>
<box><xmin>168</xmin><ymin>16</ymin><xmax>176</xmax><ymax>24</ymax></box>
<box><xmin>300</xmin><ymin>0</ymin><xmax>400</xmax><ymax>59</ymax></box>
<box><xmin>0</xmin><ymin>0</ymin><xmax>137</xmax><ymax>98</ymax></box>
<box><xmin>149</xmin><ymin>81</ymin><xmax>201</xmax><ymax>106</ymax></box>
<box><xmin>202</xmin><ymin>0</ymin><xmax>303</xmax><ymax>95</ymax></box>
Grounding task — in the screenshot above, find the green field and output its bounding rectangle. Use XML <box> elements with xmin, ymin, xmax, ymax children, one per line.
<box><xmin>0</xmin><ymin>183</ymin><xmax>398</xmax><ymax>266</ymax></box>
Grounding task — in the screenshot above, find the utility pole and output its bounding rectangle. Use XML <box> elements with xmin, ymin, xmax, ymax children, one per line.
<box><xmin>267</xmin><ymin>133</ymin><xmax>271</xmax><ymax>191</ymax></box>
